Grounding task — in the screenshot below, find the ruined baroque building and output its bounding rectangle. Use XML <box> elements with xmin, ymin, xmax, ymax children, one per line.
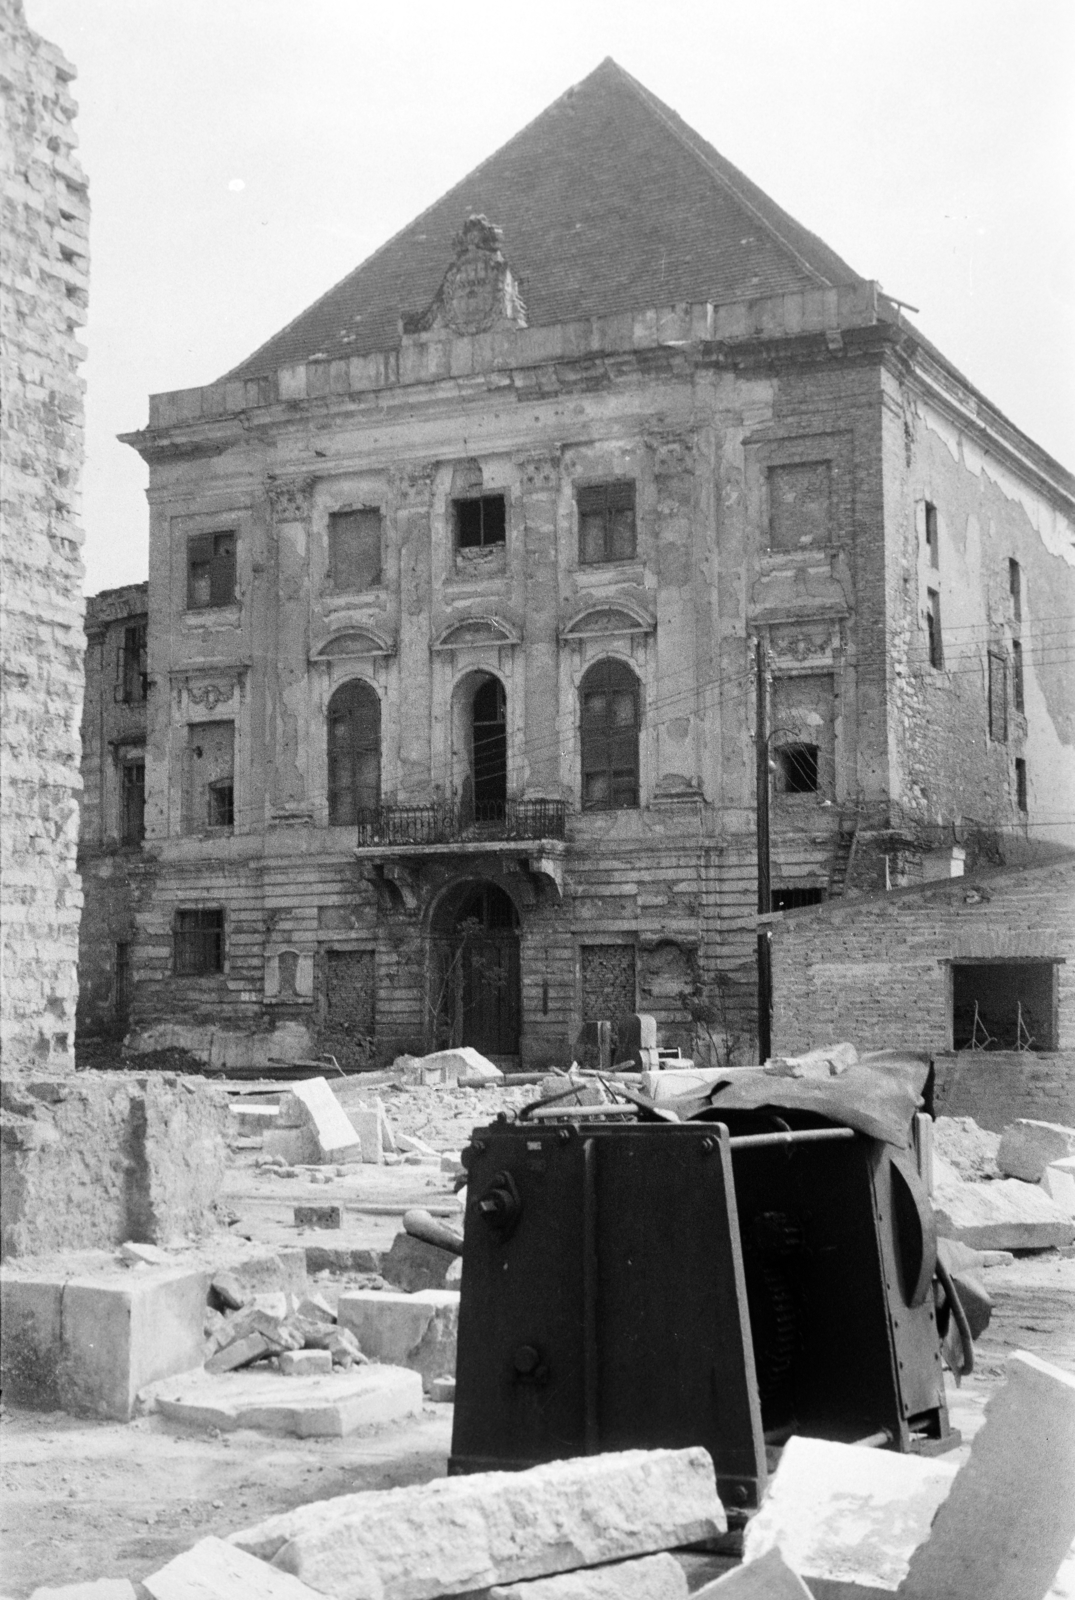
<box><xmin>119</xmin><ymin>61</ymin><xmax>1075</xmax><ymax>1069</ymax></box>
<box><xmin>0</xmin><ymin>0</ymin><xmax>88</xmax><ymax>1070</ymax></box>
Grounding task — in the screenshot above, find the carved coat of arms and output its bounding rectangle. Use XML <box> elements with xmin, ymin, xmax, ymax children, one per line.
<box><xmin>404</xmin><ymin>215</ymin><xmax>526</xmax><ymax>337</ymax></box>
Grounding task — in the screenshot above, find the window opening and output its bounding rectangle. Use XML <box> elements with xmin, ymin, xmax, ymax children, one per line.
<box><xmin>118</xmin><ymin>622</ymin><xmax>147</xmax><ymax>704</ymax></box>
<box><xmin>186</xmin><ymin>722</ymin><xmax>234</xmax><ymax>834</ymax></box>
<box><xmin>926</xmin><ymin>589</ymin><xmax>943</xmax><ymax>668</ymax></box>
<box><xmin>174</xmin><ymin>908</ymin><xmax>224</xmax><ymax>976</ymax></box>
<box><xmin>207</xmin><ymin>779</ymin><xmax>234</xmax><ymax>828</ymax></box>
<box><xmin>1015</xmin><ymin>757</ymin><xmax>1028</xmax><ymax>813</ymax></box>
<box><xmin>924</xmin><ymin>503</ymin><xmax>939</xmax><ymax>568</ymax></box>
<box><xmin>1009</xmin><ymin>558</ymin><xmax>1022</xmax><ymax>621</ymax></box>
<box><xmin>771</xmin><ymin>886</ymin><xmax>826</xmax><ymax>911</ymax></box>
<box><xmin>988</xmin><ymin>649</ymin><xmax>1008</xmax><ymax>743</ymax></box>
<box><xmin>328</xmin><ymin>680</ymin><xmax>381</xmax><ymax>825</ymax></box>
<box><xmin>454</xmin><ymin>495</ymin><xmax>506</xmax><ymax>549</ymax></box>
<box><xmin>578</xmin><ymin>482</ymin><xmax>637</xmax><ymax>564</ymax></box>
<box><xmin>121</xmin><ymin>758</ymin><xmax>145</xmax><ymax>845</ymax></box>
<box><xmin>774</xmin><ymin>743</ymin><xmax>819</xmax><ymax>795</ymax></box>
<box><xmin>328</xmin><ymin>508</ymin><xmax>382</xmax><ymax>591</ymax></box>
<box><xmin>1012</xmin><ymin>639</ymin><xmax>1024</xmax><ymax>712</ymax></box>
<box><xmin>187</xmin><ymin>531</ymin><xmax>236</xmax><ymax>609</ymax></box>
<box><xmin>471</xmin><ymin>677</ymin><xmax>507</xmax><ymax>821</ymax></box>
<box><xmin>952</xmin><ymin>961</ymin><xmax>1056</xmax><ymax>1051</ymax></box>
<box><xmin>580</xmin><ymin>658</ymin><xmax>640</xmax><ymax>810</ymax></box>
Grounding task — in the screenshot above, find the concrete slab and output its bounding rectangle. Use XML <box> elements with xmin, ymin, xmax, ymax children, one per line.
<box><xmin>30</xmin><ymin>1584</ymin><xmax>138</xmax><ymax>1600</ymax></box>
<box><xmin>348</xmin><ymin>1107</ymin><xmax>384</xmax><ymax>1165</ymax></box>
<box><xmin>490</xmin><ymin>1552</ymin><xmax>689</xmax><ymax>1600</ymax></box>
<box><xmin>337</xmin><ymin>1287</ymin><xmax>458</xmax><ymax>1392</ymax></box>
<box><xmin>692</xmin><ymin>1548</ymin><xmax>815</xmax><ymax>1597</ymax></box>
<box><xmin>143</xmin><ymin>1362</ymin><xmax>423</xmax><ymax>1436</ymax></box>
<box><xmin>742</xmin><ymin>1436</ymin><xmax>958</xmax><ymax>1593</ymax></box>
<box><xmin>232</xmin><ymin>1447</ymin><xmax>725</xmax><ymax>1600</ymax></box>
<box><xmin>145</xmin><ymin>1536</ymin><xmax>325</xmax><ymax>1600</ymax></box>
<box><xmin>899</xmin><ymin>1350</ymin><xmax>1075</xmax><ymax>1600</ymax></box>
<box><xmin>280</xmin><ymin>1079</ymin><xmax>363</xmax><ymax>1164</ymax></box>
<box><xmin>997</xmin><ymin>1120</ymin><xmax>1075</xmax><ymax>1183</ymax></box>
<box><xmin>933</xmin><ymin>1174</ymin><xmax>1075</xmax><ymax>1250</ymax></box>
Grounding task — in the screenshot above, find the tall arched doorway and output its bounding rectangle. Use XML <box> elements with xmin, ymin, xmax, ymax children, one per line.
<box><xmin>432</xmin><ymin>882</ymin><xmax>520</xmax><ymax>1059</ymax></box>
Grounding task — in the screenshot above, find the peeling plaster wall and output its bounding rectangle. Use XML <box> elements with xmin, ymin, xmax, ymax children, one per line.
<box><xmin>0</xmin><ymin>0</ymin><xmax>87</xmax><ymax>1072</ymax></box>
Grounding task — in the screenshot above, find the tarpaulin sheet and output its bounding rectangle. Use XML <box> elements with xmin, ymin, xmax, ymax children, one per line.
<box><xmin>672</xmin><ymin>1050</ymin><xmax>931</xmax><ymax>1147</ymax></box>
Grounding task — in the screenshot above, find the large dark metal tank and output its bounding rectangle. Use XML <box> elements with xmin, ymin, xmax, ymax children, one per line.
<box><xmin>449</xmin><ymin>1104</ymin><xmax>955</xmax><ymax>1514</ymax></box>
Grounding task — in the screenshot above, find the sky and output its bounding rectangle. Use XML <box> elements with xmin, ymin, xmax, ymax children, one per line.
<box><xmin>26</xmin><ymin>0</ymin><xmax>1075</xmax><ymax>598</ymax></box>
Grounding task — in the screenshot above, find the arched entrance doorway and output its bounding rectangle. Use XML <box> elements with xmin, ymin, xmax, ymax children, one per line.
<box><xmin>431</xmin><ymin>882</ymin><xmax>520</xmax><ymax>1059</ymax></box>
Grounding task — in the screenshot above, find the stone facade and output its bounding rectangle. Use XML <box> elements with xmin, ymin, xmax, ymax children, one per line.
<box><xmin>770</xmin><ymin>856</ymin><xmax>1075</xmax><ymax>1129</ymax></box>
<box><xmin>0</xmin><ymin>0</ymin><xmax>88</xmax><ymax>1072</ymax></box>
<box><xmin>116</xmin><ymin>68</ymin><xmax>1075</xmax><ymax>1071</ymax></box>
<box><xmin>77</xmin><ymin>584</ymin><xmax>150</xmax><ymax>1039</ymax></box>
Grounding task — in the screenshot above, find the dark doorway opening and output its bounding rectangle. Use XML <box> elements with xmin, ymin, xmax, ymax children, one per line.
<box><xmin>433</xmin><ymin>882</ymin><xmax>520</xmax><ymax>1059</ymax></box>
<box><xmin>952</xmin><ymin>960</ymin><xmax>1057</xmax><ymax>1052</ymax></box>
<box><xmin>471</xmin><ymin>677</ymin><xmax>507</xmax><ymax>821</ymax></box>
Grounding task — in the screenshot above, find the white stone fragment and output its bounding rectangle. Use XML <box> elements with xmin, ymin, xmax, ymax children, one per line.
<box><xmin>280</xmin><ymin>1078</ymin><xmax>363</xmax><ymax>1163</ymax></box>
<box><xmin>31</xmin><ymin>1585</ymin><xmax>138</xmax><ymax>1600</ymax></box>
<box><xmin>1042</xmin><ymin>1156</ymin><xmax>1075</xmax><ymax>1217</ymax></box>
<box><xmin>231</xmin><ymin>1447</ymin><xmax>725</xmax><ymax>1600</ymax></box>
<box><xmin>336</xmin><ymin>1287</ymin><xmax>458</xmax><ymax>1392</ymax></box>
<box><xmin>742</xmin><ymin>1435</ymin><xmax>958</xmax><ymax>1592</ymax></box>
<box><xmin>998</xmin><ymin>1120</ymin><xmax>1075</xmax><ymax>1183</ymax></box>
<box><xmin>933</xmin><ymin>1173</ymin><xmax>1075</xmax><ymax>1250</ymax></box>
<box><xmin>142</xmin><ymin>1362</ymin><xmax>422</xmax><ymax>1436</ymax></box>
<box><xmin>692</xmin><ymin>1547</ymin><xmax>814</xmax><ymax>1597</ymax></box>
<box><xmin>899</xmin><ymin>1350</ymin><xmax>1075</xmax><ymax>1600</ymax></box>
<box><xmin>489</xmin><ymin>1551</ymin><xmax>688</xmax><ymax>1600</ymax></box>
<box><xmin>145</xmin><ymin>1536</ymin><xmax>326</xmax><ymax>1600</ymax></box>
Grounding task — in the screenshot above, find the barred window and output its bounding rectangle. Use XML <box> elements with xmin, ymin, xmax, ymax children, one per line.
<box><xmin>578</xmin><ymin>482</ymin><xmax>636</xmax><ymax>564</ymax></box>
<box><xmin>580</xmin><ymin>658</ymin><xmax>640</xmax><ymax>810</ymax></box>
<box><xmin>174</xmin><ymin>909</ymin><xmax>224</xmax><ymax>976</ymax></box>
<box><xmin>328</xmin><ymin>680</ymin><xmax>381</xmax><ymax>825</ymax></box>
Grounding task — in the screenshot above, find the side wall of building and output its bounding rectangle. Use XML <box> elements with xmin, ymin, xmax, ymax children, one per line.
<box><xmin>0</xmin><ymin>0</ymin><xmax>87</xmax><ymax>1070</ymax></box>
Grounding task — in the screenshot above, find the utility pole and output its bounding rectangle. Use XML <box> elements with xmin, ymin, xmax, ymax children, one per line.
<box><xmin>755</xmin><ymin>635</ymin><xmax>772</xmax><ymax>1063</ymax></box>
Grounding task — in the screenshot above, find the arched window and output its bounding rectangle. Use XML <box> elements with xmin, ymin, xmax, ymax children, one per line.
<box><xmin>580</xmin><ymin>658</ymin><xmax>640</xmax><ymax>810</ymax></box>
<box><xmin>471</xmin><ymin>676</ymin><xmax>507</xmax><ymax>820</ymax></box>
<box><xmin>327</xmin><ymin>679</ymin><xmax>380</xmax><ymax>824</ymax></box>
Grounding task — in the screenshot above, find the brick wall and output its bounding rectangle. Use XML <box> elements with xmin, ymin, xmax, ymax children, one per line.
<box><xmin>0</xmin><ymin>0</ymin><xmax>87</xmax><ymax>1071</ymax></box>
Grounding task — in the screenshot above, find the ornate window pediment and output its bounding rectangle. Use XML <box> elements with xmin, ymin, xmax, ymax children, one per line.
<box><xmin>560</xmin><ymin>604</ymin><xmax>655</xmax><ymax>642</ymax></box>
<box><xmin>314</xmin><ymin>629</ymin><xmax>394</xmax><ymax>660</ymax></box>
<box><xmin>433</xmin><ymin>617</ymin><xmax>520</xmax><ymax>652</ymax></box>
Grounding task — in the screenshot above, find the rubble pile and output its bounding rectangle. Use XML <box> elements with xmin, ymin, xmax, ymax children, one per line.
<box><xmin>932</xmin><ymin>1114</ymin><xmax>1075</xmax><ymax>1252</ymax></box>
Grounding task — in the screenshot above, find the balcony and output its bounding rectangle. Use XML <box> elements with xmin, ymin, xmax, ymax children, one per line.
<box><xmin>355</xmin><ymin>798</ymin><xmax>567</xmax><ymax>847</ymax></box>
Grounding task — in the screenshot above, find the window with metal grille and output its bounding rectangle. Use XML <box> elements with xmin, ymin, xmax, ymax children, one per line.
<box><xmin>121</xmin><ymin>758</ymin><xmax>145</xmax><ymax>845</ymax></box>
<box><xmin>187</xmin><ymin>531</ymin><xmax>236</xmax><ymax>609</ymax></box>
<box><xmin>328</xmin><ymin>509</ymin><xmax>382</xmax><ymax>591</ymax></box>
<box><xmin>117</xmin><ymin>622</ymin><xmax>147</xmax><ymax>704</ymax></box>
<box><xmin>1012</xmin><ymin>638</ymin><xmax>1025</xmax><ymax>712</ymax></box>
<box><xmin>454</xmin><ymin>495</ymin><xmax>506</xmax><ymax>549</ymax></box>
<box><xmin>328</xmin><ymin>679</ymin><xmax>381</xmax><ymax>824</ymax></box>
<box><xmin>988</xmin><ymin>649</ymin><xmax>1008</xmax><ymax>742</ymax></box>
<box><xmin>773</xmin><ymin>743</ymin><xmax>819</xmax><ymax>794</ymax></box>
<box><xmin>325</xmin><ymin>949</ymin><xmax>376</xmax><ymax>1036</ymax></box>
<box><xmin>926</xmin><ymin>589</ymin><xmax>944</xmax><ymax>668</ymax></box>
<box><xmin>580</xmin><ymin>658</ymin><xmax>640</xmax><ymax>810</ymax></box>
<box><xmin>952</xmin><ymin>960</ymin><xmax>1056</xmax><ymax>1051</ymax></box>
<box><xmin>174</xmin><ymin>908</ymin><xmax>224</xmax><ymax>976</ymax></box>
<box><xmin>580</xmin><ymin>944</ymin><xmax>636</xmax><ymax>1023</ymax></box>
<box><xmin>768</xmin><ymin>462</ymin><xmax>831</xmax><ymax>550</ymax></box>
<box><xmin>577</xmin><ymin>482</ymin><xmax>636</xmax><ymax>564</ymax></box>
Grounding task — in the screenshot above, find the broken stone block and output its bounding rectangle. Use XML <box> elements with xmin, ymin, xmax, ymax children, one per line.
<box><xmin>933</xmin><ymin>1116</ymin><xmax>1001</xmax><ymax>1182</ymax></box>
<box><xmin>280</xmin><ymin>1079</ymin><xmax>364</xmax><ymax>1164</ymax></box>
<box><xmin>280</xmin><ymin>1349</ymin><xmax>333</xmax><ymax>1376</ymax></box>
<box><xmin>231</xmin><ymin>1447</ymin><xmax>725</xmax><ymax>1597</ymax></box>
<box><xmin>742</xmin><ymin>1435</ymin><xmax>958</xmax><ymax>1593</ymax></box>
<box><xmin>324</xmin><ymin>1327</ymin><xmax>367</xmax><ymax>1368</ymax></box>
<box><xmin>381</xmin><ymin>1231</ymin><xmax>457</xmax><ymax>1292</ymax></box>
<box><xmin>347</xmin><ymin>1106</ymin><xmax>383</xmax><ymax>1165</ymax></box>
<box><xmin>489</xmin><ymin>1551</ymin><xmax>689</xmax><ymax>1600</ymax></box>
<box><xmin>397</xmin><ymin>1131</ymin><xmax>439</xmax><ymax>1159</ymax></box>
<box><xmin>209</xmin><ymin>1270</ymin><xmax>247</xmax><ymax>1311</ymax></box>
<box><xmin>294</xmin><ymin>1204</ymin><xmax>343</xmax><ymax>1230</ymax></box>
<box><xmin>408</xmin><ymin>1046</ymin><xmax>503</xmax><ymax>1085</ymax></box>
<box><xmin>764</xmin><ymin>1041</ymin><xmax>857</xmax><ymax>1079</ymax></box>
<box><xmin>998</xmin><ymin>1119</ymin><xmax>1075</xmax><ymax>1183</ymax></box>
<box><xmin>899</xmin><ymin>1351</ymin><xmax>1075</xmax><ymax>1600</ymax></box>
<box><xmin>30</xmin><ymin>1583</ymin><xmax>139</xmax><ymax>1600</ymax></box>
<box><xmin>933</xmin><ymin>1174</ymin><xmax>1075</xmax><ymax>1250</ymax></box>
<box><xmin>296</xmin><ymin>1292</ymin><xmax>336</xmax><ymax>1324</ymax></box>
<box><xmin>145</xmin><ymin>1534</ymin><xmax>329</xmax><ymax>1600</ymax></box>
<box><xmin>206</xmin><ymin>1332</ymin><xmax>276</xmax><ymax>1373</ymax></box>
<box><xmin>337</xmin><ymin>1287</ymin><xmax>458</xmax><ymax>1392</ymax></box>
<box><xmin>263</xmin><ymin>1128</ymin><xmax>319</xmax><ymax>1165</ymax></box>
<box><xmin>1042</xmin><ymin>1155</ymin><xmax>1075</xmax><ymax>1216</ymax></box>
<box><xmin>228</xmin><ymin>1103</ymin><xmax>281</xmax><ymax>1137</ymax></box>
<box><xmin>145</xmin><ymin>1362</ymin><xmax>423</xmax><ymax>1437</ymax></box>
<box><xmin>691</xmin><ymin>1548</ymin><xmax>814</xmax><ymax>1598</ymax></box>
<box><xmin>120</xmin><ymin>1241</ymin><xmax>172</xmax><ymax>1266</ymax></box>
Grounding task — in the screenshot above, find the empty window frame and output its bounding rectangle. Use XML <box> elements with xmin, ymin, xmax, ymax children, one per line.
<box><xmin>771</xmin><ymin>886</ymin><xmax>826</xmax><ymax>911</ymax></box>
<box><xmin>580</xmin><ymin>658</ymin><xmax>640</xmax><ymax>810</ymax></box>
<box><xmin>988</xmin><ymin>649</ymin><xmax>1008</xmax><ymax>742</ymax></box>
<box><xmin>768</xmin><ymin>462</ymin><xmax>832</xmax><ymax>551</ymax></box>
<box><xmin>120</xmin><ymin>756</ymin><xmax>146</xmax><ymax>845</ymax></box>
<box><xmin>454</xmin><ymin>495</ymin><xmax>506</xmax><ymax>549</ymax></box>
<box><xmin>174</xmin><ymin>908</ymin><xmax>225</xmax><ymax>976</ymax></box>
<box><xmin>770</xmin><ymin>673</ymin><xmax>835</xmax><ymax>799</ymax></box>
<box><xmin>187</xmin><ymin>531</ymin><xmax>236</xmax><ymax>609</ymax></box>
<box><xmin>327</xmin><ymin>679</ymin><xmax>381</xmax><ymax>825</ymax></box>
<box><xmin>328</xmin><ymin>509</ymin><xmax>382</xmax><ymax>591</ymax></box>
<box><xmin>926</xmin><ymin>589</ymin><xmax>944</xmax><ymax>669</ymax></box>
<box><xmin>1009</xmin><ymin>558</ymin><xmax>1022</xmax><ymax>621</ymax></box>
<box><xmin>1012</xmin><ymin>638</ymin><xmax>1025</xmax><ymax>712</ymax></box>
<box><xmin>1015</xmin><ymin>757</ymin><xmax>1028</xmax><ymax>813</ymax></box>
<box><xmin>924</xmin><ymin>502</ymin><xmax>939</xmax><ymax>568</ymax></box>
<box><xmin>578</xmin><ymin>482</ymin><xmax>637</xmax><ymax>564</ymax></box>
<box><xmin>773</xmin><ymin>743</ymin><xmax>819</xmax><ymax>794</ymax></box>
<box><xmin>952</xmin><ymin>960</ymin><xmax>1057</xmax><ymax>1052</ymax></box>
<box><xmin>117</xmin><ymin>622</ymin><xmax>147</xmax><ymax>704</ymax></box>
<box><xmin>186</xmin><ymin>722</ymin><xmax>234</xmax><ymax>834</ymax></box>
<box><xmin>207</xmin><ymin>778</ymin><xmax>234</xmax><ymax>828</ymax></box>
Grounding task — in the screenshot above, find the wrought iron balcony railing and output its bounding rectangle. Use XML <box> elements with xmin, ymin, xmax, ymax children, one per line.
<box><xmin>355</xmin><ymin>798</ymin><xmax>567</xmax><ymax>847</ymax></box>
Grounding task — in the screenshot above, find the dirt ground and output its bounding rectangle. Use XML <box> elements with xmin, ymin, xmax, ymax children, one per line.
<box><xmin>3</xmin><ymin>1077</ymin><xmax>1074</xmax><ymax>1597</ymax></box>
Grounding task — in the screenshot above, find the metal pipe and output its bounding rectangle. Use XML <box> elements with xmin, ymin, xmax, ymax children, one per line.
<box><xmin>582</xmin><ymin>1137</ymin><xmax>599</xmax><ymax>1455</ymax></box>
<box><xmin>727</xmin><ymin>1128</ymin><xmax>857</xmax><ymax>1150</ymax></box>
<box><xmin>850</xmin><ymin>1429</ymin><xmax>893</xmax><ymax>1449</ymax></box>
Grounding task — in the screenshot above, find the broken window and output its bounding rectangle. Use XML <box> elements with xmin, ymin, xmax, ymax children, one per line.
<box><xmin>325</xmin><ymin>948</ymin><xmax>376</xmax><ymax>1036</ymax></box>
<box><xmin>580</xmin><ymin>658</ymin><xmax>640</xmax><ymax>810</ymax></box>
<box><xmin>327</xmin><ymin>679</ymin><xmax>381</xmax><ymax>824</ymax></box>
<box><xmin>328</xmin><ymin>509</ymin><xmax>382</xmax><ymax>591</ymax></box>
<box><xmin>771</xmin><ymin>886</ymin><xmax>826</xmax><ymax>911</ymax></box>
<box><xmin>768</xmin><ymin>462</ymin><xmax>831</xmax><ymax>551</ymax></box>
<box><xmin>471</xmin><ymin>675</ymin><xmax>507</xmax><ymax>820</ymax></box>
<box><xmin>988</xmin><ymin>649</ymin><xmax>1008</xmax><ymax>742</ymax></box>
<box><xmin>1009</xmin><ymin>558</ymin><xmax>1022</xmax><ymax>621</ymax></box>
<box><xmin>174</xmin><ymin>908</ymin><xmax>225</xmax><ymax>976</ymax></box>
<box><xmin>187</xmin><ymin>531</ymin><xmax>236</xmax><ymax>609</ymax></box>
<box><xmin>578</xmin><ymin>482</ymin><xmax>637</xmax><ymax>564</ymax></box>
<box><xmin>924</xmin><ymin>502</ymin><xmax>939</xmax><ymax>568</ymax></box>
<box><xmin>117</xmin><ymin>622</ymin><xmax>147</xmax><ymax>704</ymax></box>
<box><xmin>1012</xmin><ymin>638</ymin><xmax>1024</xmax><ymax>712</ymax></box>
<box><xmin>1015</xmin><ymin>757</ymin><xmax>1028</xmax><ymax>813</ymax></box>
<box><xmin>454</xmin><ymin>495</ymin><xmax>506</xmax><ymax>549</ymax></box>
<box><xmin>120</xmin><ymin>756</ymin><xmax>145</xmax><ymax>845</ymax></box>
<box><xmin>771</xmin><ymin>674</ymin><xmax>834</xmax><ymax>799</ymax></box>
<box><xmin>926</xmin><ymin>589</ymin><xmax>944</xmax><ymax>669</ymax></box>
<box><xmin>185</xmin><ymin>722</ymin><xmax>234</xmax><ymax>834</ymax></box>
<box><xmin>581</xmin><ymin>944</ymin><xmax>637</xmax><ymax>1023</ymax></box>
<box><xmin>952</xmin><ymin>960</ymin><xmax>1056</xmax><ymax>1052</ymax></box>
<box><xmin>773</xmin><ymin>744</ymin><xmax>819</xmax><ymax>794</ymax></box>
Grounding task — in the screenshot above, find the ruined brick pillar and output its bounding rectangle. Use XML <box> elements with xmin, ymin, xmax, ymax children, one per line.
<box><xmin>0</xmin><ymin>0</ymin><xmax>88</xmax><ymax>1071</ymax></box>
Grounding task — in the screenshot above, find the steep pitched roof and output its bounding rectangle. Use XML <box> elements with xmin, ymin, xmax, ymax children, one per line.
<box><xmin>223</xmin><ymin>58</ymin><xmax>865</xmax><ymax>381</ymax></box>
